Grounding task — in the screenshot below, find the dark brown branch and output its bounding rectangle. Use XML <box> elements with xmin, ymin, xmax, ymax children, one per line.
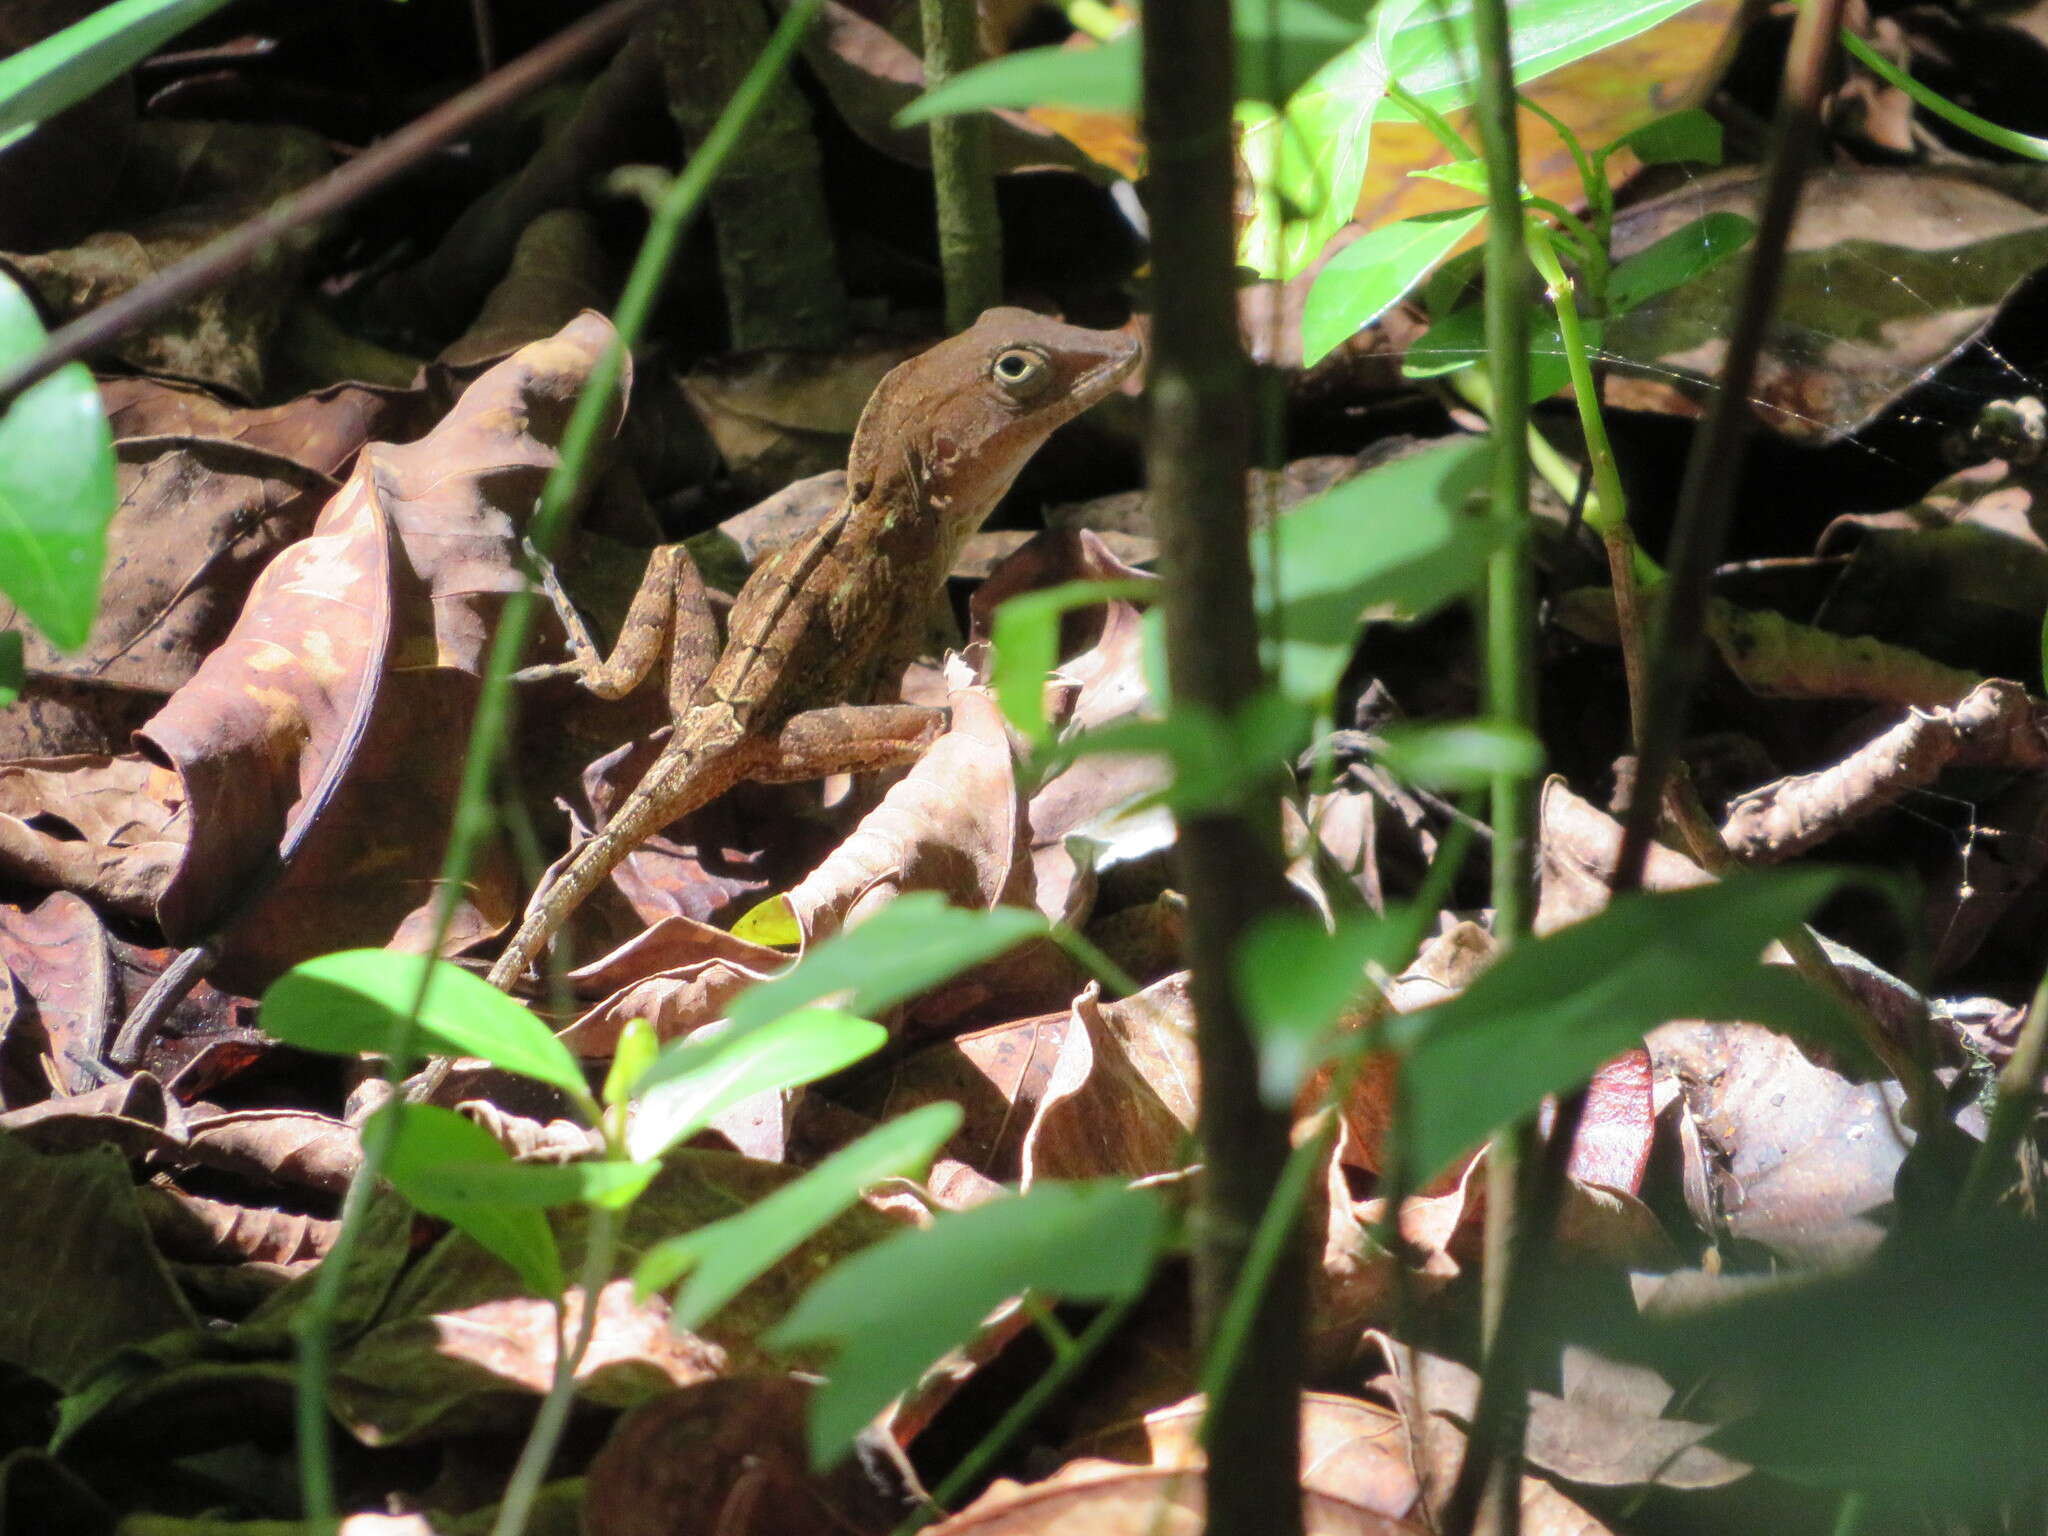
<box><xmin>1140</xmin><ymin>7</ymin><xmax>1304</xmax><ymax>1536</ymax></box>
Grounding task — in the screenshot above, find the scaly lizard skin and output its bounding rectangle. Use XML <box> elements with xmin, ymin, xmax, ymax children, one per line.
<box><xmin>489</xmin><ymin>308</ymin><xmax>1140</xmax><ymax>990</ymax></box>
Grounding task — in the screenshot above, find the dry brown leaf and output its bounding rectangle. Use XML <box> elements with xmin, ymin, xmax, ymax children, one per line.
<box><xmin>0</xmin><ymin>314</ymin><xmax>623</xmax><ymax>990</ymax></box>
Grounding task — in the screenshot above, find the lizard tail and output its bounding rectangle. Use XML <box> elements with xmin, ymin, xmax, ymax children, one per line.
<box><xmin>485</xmin><ymin>742</ymin><xmax>717</xmax><ymax>990</ymax></box>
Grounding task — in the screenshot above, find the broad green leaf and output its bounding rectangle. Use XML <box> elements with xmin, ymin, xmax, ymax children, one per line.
<box><xmin>0</xmin><ymin>0</ymin><xmax>235</xmax><ymax>148</ymax></box>
<box><xmin>0</xmin><ymin>630</ymin><xmax>19</xmax><ymax>706</ymax></box>
<box><xmin>897</xmin><ymin>0</ymin><xmax>1370</xmax><ymax>123</ymax></box>
<box><xmin>1404</xmin><ymin>300</ymin><xmax>1584</xmax><ymax>402</ymax></box>
<box><xmin>1238</xmin><ymin>0</ymin><xmax>1429</xmax><ymax>277</ymax></box>
<box><xmin>628</xmin><ymin>1008</ymin><xmax>887</xmax><ymax>1162</ymax></box>
<box><xmin>0</xmin><ymin>274</ymin><xmax>112</xmax><ymax>650</ymax></box>
<box><xmin>725</xmin><ymin>894</ymin><xmax>1046</xmax><ymax>1035</ymax></box>
<box><xmin>1372</xmin><ymin>719</ymin><xmax>1544</xmax><ymax>790</ymax></box>
<box><xmin>1236</xmin><ymin>908</ymin><xmax>1413</xmax><ymax>1104</ymax></box>
<box><xmin>1612</xmin><ymin>106</ymin><xmax>1722</xmax><ymax>166</ymax></box>
<box><xmin>1254</xmin><ymin>437</ymin><xmax>1497</xmax><ymax>702</ymax></box>
<box><xmin>636</xmin><ymin>1102</ymin><xmax>963</xmax><ymax>1329</ymax></box>
<box><xmin>393</xmin><ymin>1156</ymin><xmax>658</xmax><ymax>1214</ymax></box>
<box><xmin>260</xmin><ymin>951</ymin><xmax>591</xmax><ymax>1105</ymax></box>
<box><xmin>770</xmin><ymin>1181</ymin><xmax>1165</xmax><ymax>1463</ymax></box>
<box><xmin>990</xmin><ymin>579</ymin><xmax>1156</xmax><ymax>747</ymax></box>
<box><xmin>1300</xmin><ymin>208</ymin><xmax>1486</xmax><ymax>364</ymax></box>
<box><xmin>1381</xmin><ymin>869</ymin><xmax>1876</xmax><ymax>1184</ymax></box>
<box><xmin>381</xmin><ymin>1105</ymin><xmax>563</xmax><ymax>1298</ymax></box>
<box><xmin>1378</xmin><ymin>0</ymin><xmax>1718</xmax><ymax>117</ymax></box>
<box><xmin>1591</xmin><ymin>1213</ymin><xmax>2048</xmax><ymax>1498</ymax></box>
<box><xmin>1607</xmin><ymin>210</ymin><xmax>1755</xmax><ymax>313</ymax></box>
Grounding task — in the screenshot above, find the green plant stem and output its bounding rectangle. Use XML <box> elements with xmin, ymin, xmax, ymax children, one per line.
<box><xmin>289</xmin><ymin>4</ymin><xmax>824</xmax><ymax>1519</ymax></box>
<box><xmin>1460</xmin><ymin>0</ymin><xmax>1538</xmax><ymax>1521</ymax></box>
<box><xmin>1960</xmin><ymin>963</ymin><xmax>2048</xmax><ymax>1209</ymax></box>
<box><xmin>1838</xmin><ymin>27</ymin><xmax>2048</xmax><ymax>161</ymax></box>
<box><xmin>893</xmin><ymin>1289</ymin><xmax>1146</xmax><ymax>1535</ymax></box>
<box><xmin>491</xmin><ymin>1206</ymin><xmax>621</xmax><ymax>1536</ymax></box>
<box><xmin>920</xmin><ymin>0</ymin><xmax>1003</xmax><ymax>329</ymax></box>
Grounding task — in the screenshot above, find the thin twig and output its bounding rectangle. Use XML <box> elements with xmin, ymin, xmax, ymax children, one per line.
<box><xmin>0</xmin><ymin>0</ymin><xmax>660</xmax><ymax>413</ymax></box>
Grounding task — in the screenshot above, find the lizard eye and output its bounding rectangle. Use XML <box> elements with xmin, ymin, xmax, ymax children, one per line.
<box><xmin>991</xmin><ymin>346</ymin><xmax>1051</xmax><ymax>397</ymax></box>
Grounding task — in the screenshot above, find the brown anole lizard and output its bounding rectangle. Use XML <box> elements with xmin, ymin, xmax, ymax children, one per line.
<box><xmin>488</xmin><ymin>307</ymin><xmax>1139</xmax><ymax>990</ymax></box>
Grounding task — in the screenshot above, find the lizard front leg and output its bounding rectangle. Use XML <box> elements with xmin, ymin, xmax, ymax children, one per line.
<box><xmin>518</xmin><ymin>541</ymin><xmax>721</xmax><ymax>716</ymax></box>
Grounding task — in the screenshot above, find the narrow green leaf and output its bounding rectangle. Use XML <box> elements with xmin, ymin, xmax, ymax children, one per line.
<box><xmin>0</xmin><ymin>630</ymin><xmax>20</xmax><ymax>706</ymax></box>
<box><xmin>769</xmin><ymin>1181</ymin><xmax>1165</xmax><ymax>1464</ymax></box>
<box><xmin>381</xmin><ymin>1105</ymin><xmax>564</xmax><ymax>1298</ymax></box>
<box><xmin>725</xmin><ymin>894</ymin><xmax>1046</xmax><ymax>1035</ymax></box>
<box><xmin>990</xmin><ymin>579</ymin><xmax>1156</xmax><ymax>747</ymax></box>
<box><xmin>636</xmin><ymin>1102</ymin><xmax>963</xmax><ymax>1328</ymax></box>
<box><xmin>260</xmin><ymin>950</ymin><xmax>591</xmax><ymax>1104</ymax></box>
<box><xmin>1253</xmin><ymin>437</ymin><xmax>1497</xmax><ymax>702</ymax></box>
<box><xmin>395</xmin><ymin>1156</ymin><xmax>658</xmax><ymax>1213</ymax></box>
<box><xmin>0</xmin><ymin>0</ymin><xmax>235</xmax><ymax>143</ymax></box>
<box><xmin>603</xmin><ymin>1017</ymin><xmax>660</xmax><ymax>1110</ymax></box>
<box><xmin>1608</xmin><ymin>210</ymin><xmax>1755</xmax><ymax>314</ymax></box>
<box><xmin>1372</xmin><ymin>719</ymin><xmax>1544</xmax><ymax>790</ymax></box>
<box><xmin>0</xmin><ymin>274</ymin><xmax>113</xmax><ymax>651</ymax></box>
<box><xmin>1382</xmin><ymin>870</ymin><xmax>1876</xmax><ymax>1184</ymax></box>
<box><xmin>628</xmin><ymin>1008</ymin><xmax>887</xmax><ymax>1162</ymax></box>
<box><xmin>1614</xmin><ymin>107</ymin><xmax>1723</xmax><ymax>166</ymax></box>
<box><xmin>1300</xmin><ymin>209</ymin><xmax>1486</xmax><ymax>364</ymax></box>
<box><xmin>1413</xmin><ymin>161</ymin><xmax>1492</xmax><ymax>193</ymax></box>
<box><xmin>895</xmin><ymin>34</ymin><xmax>1138</xmax><ymax>121</ymax></box>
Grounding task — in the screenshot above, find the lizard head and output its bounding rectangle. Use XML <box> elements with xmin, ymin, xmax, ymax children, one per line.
<box><xmin>846</xmin><ymin>307</ymin><xmax>1141</xmax><ymax>533</ymax></box>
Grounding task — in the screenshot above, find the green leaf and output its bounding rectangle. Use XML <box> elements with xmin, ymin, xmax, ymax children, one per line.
<box><xmin>1607</xmin><ymin>210</ymin><xmax>1755</xmax><ymax>314</ymax></box>
<box><xmin>1613</xmin><ymin>107</ymin><xmax>1723</xmax><ymax>166</ymax></box>
<box><xmin>896</xmin><ymin>34</ymin><xmax>1138</xmax><ymax>121</ymax></box>
<box><xmin>1379</xmin><ymin>0</ymin><xmax>1718</xmax><ymax>118</ymax></box>
<box><xmin>0</xmin><ymin>0</ymin><xmax>236</xmax><ymax>147</ymax></box>
<box><xmin>1300</xmin><ymin>209</ymin><xmax>1486</xmax><ymax>364</ymax></box>
<box><xmin>628</xmin><ymin>1008</ymin><xmax>887</xmax><ymax>1162</ymax></box>
<box><xmin>603</xmin><ymin>1017</ymin><xmax>660</xmax><ymax>1110</ymax></box>
<box><xmin>1404</xmin><ymin>298</ymin><xmax>1590</xmax><ymax>402</ymax></box>
<box><xmin>394</xmin><ymin>1155</ymin><xmax>658</xmax><ymax>1214</ymax></box>
<box><xmin>1372</xmin><ymin>719</ymin><xmax>1544</xmax><ymax>790</ymax></box>
<box><xmin>1236</xmin><ymin>909</ymin><xmax>1414</xmax><ymax>1104</ymax></box>
<box><xmin>1382</xmin><ymin>869</ymin><xmax>1877</xmax><ymax>1184</ymax></box>
<box><xmin>730</xmin><ymin>893</ymin><xmax>802</xmax><ymax>948</ymax></box>
<box><xmin>1413</xmin><ymin>161</ymin><xmax>1493</xmax><ymax>193</ymax></box>
<box><xmin>1254</xmin><ymin>437</ymin><xmax>1497</xmax><ymax>702</ymax></box>
<box><xmin>260</xmin><ymin>951</ymin><xmax>591</xmax><ymax>1105</ymax></box>
<box><xmin>990</xmin><ymin>579</ymin><xmax>1156</xmax><ymax>748</ymax></box>
<box><xmin>897</xmin><ymin>0</ymin><xmax>1370</xmax><ymax>123</ymax></box>
<box><xmin>1591</xmin><ymin>1213</ymin><xmax>2048</xmax><ymax>1499</ymax></box>
<box><xmin>635</xmin><ymin>1102</ymin><xmax>963</xmax><ymax>1329</ymax></box>
<box><xmin>381</xmin><ymin>1105</ymin><xmax>564</xmax><ymax>1298</ymax></box>
<box><xmin>769</xmin><ymin>1181</ymin><xmax>1165</xmax><ymax>1464</ymax></box>
<box><xmin>1045</xmin><ymin>694</ymin><xmax>1311</xmax><ymax>819</ymax></box>
<box><xmin>0</xmin><ymin>274</ymin><xmax>113</xmax><ymax>651</ymax></box>
<box><xmin>725</xmin><ymin>894</ymin><xmax>1046</xmax><ymax>1035</ymax></box>
<box><xmin>0</xmin><ymin>630</ymin><xmax>20</xmax><ymax>707</ymax></box>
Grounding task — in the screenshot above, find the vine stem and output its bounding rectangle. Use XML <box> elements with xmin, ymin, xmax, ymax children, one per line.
<box><xmin>288</xmin><ymin>3</ymin><xmax>826</xmax><ymax>1519</ymax></box>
